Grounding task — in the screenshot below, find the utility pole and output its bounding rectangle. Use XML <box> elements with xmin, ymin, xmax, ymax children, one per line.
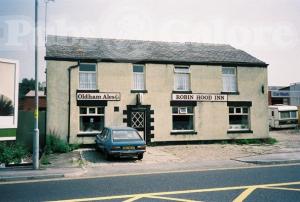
<box><xmin>33</xmin><ymin>0</ymin><xmax>40</xmax><ymax>170</ymax></box>
<box><xmin>44</xmin><ymin>0</ymin><xmax>54</xmax><ymax>43</ymax></box>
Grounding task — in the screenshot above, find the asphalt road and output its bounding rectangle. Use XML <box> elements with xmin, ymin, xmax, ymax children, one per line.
<box><xmin>1</xmin><ymin>164</ymin><xmax>300</xmax><ymax>202</ymax></box>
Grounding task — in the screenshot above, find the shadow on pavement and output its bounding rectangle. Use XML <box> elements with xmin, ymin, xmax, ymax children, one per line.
<box><xmin>81</xmin><ymin>150</ymin><xmax>140</xmax><ymax>164</ymax></box>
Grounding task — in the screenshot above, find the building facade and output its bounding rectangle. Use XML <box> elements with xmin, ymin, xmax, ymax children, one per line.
<box><xmin>46</xmin><ymin>36</ymin><xmax>269</xmax><ymax>144</ymax></box>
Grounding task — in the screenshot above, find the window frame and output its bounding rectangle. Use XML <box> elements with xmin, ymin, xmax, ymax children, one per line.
<box><xmin>280</xmin><ymin>111</ymin><xmax>298</xmax><ymax>119</ymax></box>
<box><xmin>222</xmin><ymin>66</ymin><xmax>237</xmax><ymax>93</ymax></box>
<box><xmin>79</xmin><ymin>63</ymin><xmax>97</xmax><ymax>90</ymax></box>
<box><xmin>79</xmin><ymin>106</ymin><xmax>105</xmax><ymax>133</ymax></box>
<box><xmin>228</xmin><ymin>106</ymin><xmax>250</xmax><ymax>131</ymax></box>
<box><xmin>171</xmin><ymin>106</ymin><xmax>195</xmax><ymax>132</ymax></box>
<box><xmin>132</xmin><ymin>64</ymin><xmax>145</xmax><ymax>91</ymax></box>
<box><xmin>174</xmin><ymin>66</ymin><xmax>191</xmax><ymax>91</ymax></box>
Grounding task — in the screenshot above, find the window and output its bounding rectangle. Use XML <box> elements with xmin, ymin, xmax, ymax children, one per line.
<box><xmin>280</xmin><ymin>111</ymin><xmax>297</xmax><ymax>119</ymax></box>
<box><xmin>222</xmin><ymin>67</ymin><xmax>237</xmax><ymax>92</ymax></box>
<box><xmin>112</xmin><ymin>130</ymin><xmax>142</xmax><ymax>142</ymax></box>
<box><xmin>228</xmin><ymin>106</ymin><xmax>250</xmax><ymax>131</ymax></box>
<box><xmin>133</xmin><ymin>64</ymin><xmax>145</xmax><ymax>90</ymax></box>
<box><xmin>79</xmin><ymin>63</ymin><xmax>97</xmax><ymax>90</ymax></box>
<box><xmin>79</xmin><ymin>107</ymin><xmax>104</xmax><ymax>132</ymax></box>
<box><xmin>172</xmin><ymin>106</ymin><xmax>194</xmax><ymax>131</ymax></box>
<box><xmin>174</xmin><ymin>66</ymin><xmax>190</xmax><ymax>91</ymax></box>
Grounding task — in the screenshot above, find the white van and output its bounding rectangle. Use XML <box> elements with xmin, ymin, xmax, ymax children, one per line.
<box><xmin>269</xmin><ymin>105</ymin><xmax>299</xmax><ymax>129</ymax></box>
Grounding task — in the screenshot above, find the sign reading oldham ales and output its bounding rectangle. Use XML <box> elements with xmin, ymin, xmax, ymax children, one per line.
<box><xmin>77</xmin><ymin>92</ymin><xmax>121</xmax><ymax>101</ymax></box>
<box><xmin>172</xmin><ymin>93</ymin><xmax>227</xmax><ymax>102</ymax></box>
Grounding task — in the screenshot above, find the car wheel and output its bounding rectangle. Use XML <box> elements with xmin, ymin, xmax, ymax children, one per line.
<box><xmin>137</xmin><ymin>153</ymin><xmax>143</xmax><ymax>160</ymax></box>
<box><xmin>104</xmin><ymin>151</ymin><xmax>111</xmax><ymax>161</ymax></box>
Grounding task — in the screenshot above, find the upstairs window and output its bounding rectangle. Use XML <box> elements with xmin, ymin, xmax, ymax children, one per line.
<box><xmin>133</xmin><ymin>64</ymin><xmax>145</xmax><ymax>90</ymax></box>
<box><xmin>79</xmin><ymin>63</ymin><xmax>97</xmax><ymax>90</ymax></box>
<box><xmin>174</xmin><ymin>66</ymin><xmax>190</xmax><ymax>91</ymax></box>
<box><xmin>222</xmin><ymin>67</ymin><xmax>237</xmax><ymax>92</ymax></box>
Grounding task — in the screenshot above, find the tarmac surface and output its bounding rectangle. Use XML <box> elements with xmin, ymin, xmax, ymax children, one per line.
<box><xmin>1</xmin><ymin>164</ymin><xmax>300</xmax><ymax>202</ymax></box>
<box><xmin>1</xmin><ymin>129</ymin><xmax>300</xmax><ymax>182</ymax></box>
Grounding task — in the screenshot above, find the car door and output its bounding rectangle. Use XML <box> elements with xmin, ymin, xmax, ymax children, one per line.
<box><xmin>103</xmin><ymin>129</ymin><xmax>111</xmax><ymax>151</ymax></box>
<box><xmin>96</xmin><ymin>128</ymin><xmax>106</xmax><ymax>151</ymax></box>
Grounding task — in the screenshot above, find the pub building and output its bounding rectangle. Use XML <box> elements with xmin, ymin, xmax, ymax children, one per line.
<box><xmin>45</xmin><ymin>35</ymin><xmax>269</xmax><ymax>144</ymax></box>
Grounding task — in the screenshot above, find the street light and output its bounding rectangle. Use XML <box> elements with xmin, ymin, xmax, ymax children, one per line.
<box><xmin>33</xmin><ymin>0</ymin><xmax>39</xmax><ymax>170</ymax></box>
<box><xmin>45</xmin><ymin>0</ymin><xmax>55</xmax><ymax>43</ymax></box>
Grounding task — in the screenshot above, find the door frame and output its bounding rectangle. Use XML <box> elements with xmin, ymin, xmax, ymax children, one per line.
<box><xmin>126</xmin><ymin>105</ymin><xmax>152</xmax><ymax>144</ymax></box>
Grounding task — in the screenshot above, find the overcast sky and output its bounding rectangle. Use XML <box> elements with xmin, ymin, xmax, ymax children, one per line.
<box><xmin>1</xmin><ymin>0</ymin><xmax>300</xmax><ymax>86</ymax></box>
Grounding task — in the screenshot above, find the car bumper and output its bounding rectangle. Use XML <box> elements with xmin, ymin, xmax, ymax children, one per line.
<box><xmin>109</xmin><ymin>149</ymin><xmax>145</xmax><ymax>157</ymax></box>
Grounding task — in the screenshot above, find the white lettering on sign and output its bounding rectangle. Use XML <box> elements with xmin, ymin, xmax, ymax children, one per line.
<box><xmin>172</xmin><ymin>93</ymin><xmax>227</xmax><ymax>102</ymax></box>
<box><xmin>77</xmin><ymin>92</ymin><xmax>121</xmax><ymax>101</ymax></box>
<box><xmin>271</xmin><ymin>91</ymin><xmax>290</xmax><ymax>98</ymax></box>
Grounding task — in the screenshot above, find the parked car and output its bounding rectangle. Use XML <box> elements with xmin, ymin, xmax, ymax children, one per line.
<box><xmin>95</xmin><ymin>127</ymin><xmax>146</xmax><ymax>160</ymax></box>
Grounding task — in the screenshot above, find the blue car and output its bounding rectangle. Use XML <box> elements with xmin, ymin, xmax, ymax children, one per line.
<box><xmin>95</xmin><ymin>127</ymin><xmax>146</xmax><ymax>160</ymax></box>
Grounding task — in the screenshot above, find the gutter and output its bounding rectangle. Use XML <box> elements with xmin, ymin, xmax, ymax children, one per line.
<box><xmin>67</xmin><ymin>61</ymin><xmax>80</xmax><ymax>143</ymax></box>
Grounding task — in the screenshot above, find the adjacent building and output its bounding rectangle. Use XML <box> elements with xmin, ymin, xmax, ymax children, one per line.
<box><xmin>19</xmin><ymin>90</ymin><xmax>47</xmax><ymax>112</ymax></box>
<box><xmin>0</xmin><ymin>58</ymin><xmax>19</xmax><ymax>141</ymax></box>
<box><xmin>46</xmin><ymin>35</ymin><xmax>269</xmax><ymax>144</ymax></box>
<box><xmin>269</xmin><ymin>84</ymin><xmax>300</xmax><ymax>106</ymax></box>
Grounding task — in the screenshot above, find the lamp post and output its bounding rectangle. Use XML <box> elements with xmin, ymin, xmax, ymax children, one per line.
<box><xmin>45</xmin><ymin>0</ymin><xmax>54</xmax><ymax>43</ymax></box>
<box><xmin>33</xmin><ymin>0</ymin><xmax>39</xmax><ymax>170</ymax></box>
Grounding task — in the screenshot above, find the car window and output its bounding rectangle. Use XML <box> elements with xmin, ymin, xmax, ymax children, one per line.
<box><xmin>112</xmin><ymin>130</ymin><xmax>142</xmax><ymax>142</ymax></box>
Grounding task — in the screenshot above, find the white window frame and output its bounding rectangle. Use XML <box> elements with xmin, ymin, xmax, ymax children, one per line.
<box><xmin>132</xmin><ymin>64</ymin><xmax>145</xmax><ymax>90</ymax></box>
<box><xmin>79</xmin><ymin>106</ymin><xmax>104</xmax><ymax>133</ymax></box>
<box><xmin>174</xmin><ymin>66</ymin><xmax>190</xmax><ymax>91</ymax></box>
<box><xmin>172</xmin><ymin>106</ymin><xmax>194</xmax><ymax>132</ymax></box>
<box><xmin>228</xmin><ymin>106</ymin><xmax>250</xmax><ymax>131</ymax></box>
<box><xmin>79</xmin><ymin>63</ymin><xmax>97</xmax><ymax>90</ymax></box>
<box><xmin>222</xmin><ymin>66</ymin><xmax>237</xmax><ymax>93</ymax></box>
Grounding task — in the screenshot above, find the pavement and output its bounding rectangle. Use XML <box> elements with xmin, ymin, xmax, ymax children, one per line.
<box><xmin>1</xmin><ymin>129</ymin><xmax>300</xmax><ymax>182</ymax></box>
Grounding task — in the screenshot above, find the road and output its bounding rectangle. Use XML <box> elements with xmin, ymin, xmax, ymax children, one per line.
<box><xmin>1</xmin><ymin>164</ymin><xmax>300</xmax><ymax>201</ymax></box>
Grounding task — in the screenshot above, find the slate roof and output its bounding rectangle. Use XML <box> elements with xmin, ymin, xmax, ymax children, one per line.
<box><xmin>46</xmin><ymin>35</ymin><xmax>267</xmax><ymax>67</ymax></box>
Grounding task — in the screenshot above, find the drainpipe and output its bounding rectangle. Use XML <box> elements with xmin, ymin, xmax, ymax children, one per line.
<box><xmin>68</xmin><ymin>61</ymin><xmax>80</xmax><ymax>143</ymax></box>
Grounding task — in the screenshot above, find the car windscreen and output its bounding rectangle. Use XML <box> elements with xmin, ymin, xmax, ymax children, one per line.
<box><xmin>112</xmin><ymin>130</ymin><xmax>142</xmax><ymax>142</ymax></box>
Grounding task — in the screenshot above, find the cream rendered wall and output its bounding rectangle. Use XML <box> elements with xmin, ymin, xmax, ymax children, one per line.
<box><xmin>143</xmin><ymin>65</ymin><xmax>268</xmax><ymax>141</ymax></box>
<box><xmin>227</xmin><ymin>67</ymin><xmax>269</xmax><ymax>139</ymax></box>
<box><xmin>143</xmin><ymin>64</ymin><xmax>173</xmax><ymax>141</ymax></box>
<box><xmin>47</xmin><ymin>60</ymin><xmax>268</xmax><ymax>144</ymax></box>
<box><xmin>46</xmin><ymin>61</ymin><xmax>76</xmax><ymax>141</ymax></box>
<box><xmin>98</xmin><ymin>62</ymin><xmax>135</xmax><ymax>127</ymax></box>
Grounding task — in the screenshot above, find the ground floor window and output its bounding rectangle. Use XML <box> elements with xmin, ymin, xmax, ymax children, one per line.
<box><xmin>228</xmin><ymin>106</ymin><xmax>250</xmax><ymax>131</ymax></box>
<box><xmin>172</xmin><ymin>106</ymin><xmax>194</xmax><ymax>131</ymax></box>
<box><xmin>79</xmin><ymin>107</ymin><xmax>104</xmax><ymax>132</ymax></box>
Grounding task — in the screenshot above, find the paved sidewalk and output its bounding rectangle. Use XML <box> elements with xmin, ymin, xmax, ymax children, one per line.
<box><xmin>0</xmin><ymin>167</ymin><xmax>86</xmax><ymax>182</ymax></box>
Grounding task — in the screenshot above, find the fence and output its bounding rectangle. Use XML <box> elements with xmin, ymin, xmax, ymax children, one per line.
<box><xmin>16</xmin><ymin>111</ymin><xmax>46</xmax><ymax>152</ymax></box>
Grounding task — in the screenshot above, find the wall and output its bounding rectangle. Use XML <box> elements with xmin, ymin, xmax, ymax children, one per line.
<box><xmin>19</xmin><ymin>97</ymin><xmax>47</xmax><ymax>112</ymax></box>
<box><xmin>17</xmin><ymin>111</ymin><xmax>46</xmax><ymax>152</ymax></box>
<box><xmin>47</xmin><ymin>60</ymin><xmax>269</xmax><ymax>144</ymax></box>
<box><xmin>46</xmin><ymin>61</ymin><xmax>76</xmax><ymax>141</ymax></box>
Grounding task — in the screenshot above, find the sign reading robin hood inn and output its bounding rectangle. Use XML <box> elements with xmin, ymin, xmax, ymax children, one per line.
<box><xmin>172</xmin><ymin>93</ymin><xmax>227</xmax><ymax>102</ymax></box>
<box><xmin>77</xmin><ymin>92</ymin><xmax>121</xmax><ymax>101</ymax></box>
